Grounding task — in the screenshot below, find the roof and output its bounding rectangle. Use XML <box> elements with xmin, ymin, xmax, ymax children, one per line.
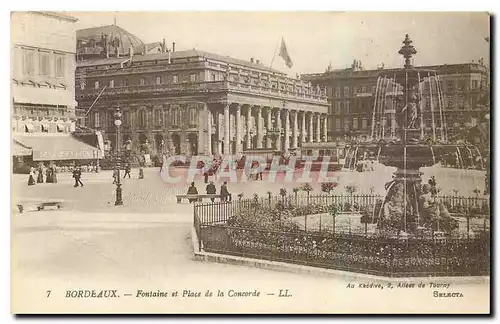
<box><xmin>77</xmin><ymin>49</ymin><xmax>284</xmax><ymax>74</ymax></box>
<box><xmin>32</xmin><ymin>11</ymin><xmax>78</xmax><ymax>22</ymax></box>
<box><xmin>77</xmin><ymin>25</ymin><xmax>144</xmax><ymax>54</ymax></box>
<box><xmin>13</xmin><ymin>134</ymin><xmax>100</xmax><ymax>161</ymax></box>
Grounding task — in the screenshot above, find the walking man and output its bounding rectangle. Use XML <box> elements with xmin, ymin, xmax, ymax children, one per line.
<box><xmin>73</xmin><ymin>166</ymin><xmax>84</xmax><ymax>187</ymax></box>
<box><xmin>123</xmin><ymin>162</ymin><xmax>132</xmax><ymax>178</ymax></box>
<box><xmin>220</xmin><ymin>181</ymin><xmax>231</xmax><ymax>202</ymax></box>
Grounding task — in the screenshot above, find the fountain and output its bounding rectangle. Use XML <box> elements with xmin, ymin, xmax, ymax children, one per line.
<box><xmin>350</xmin><ymin>34</ymin><xmax>486</xmax><ymax>236</ymax></box>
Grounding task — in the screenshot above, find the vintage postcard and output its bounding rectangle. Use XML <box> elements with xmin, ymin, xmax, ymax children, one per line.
<box><xmin>10</xmin><ymin>11</ymin><xmax>491</xmax><ymax>314</ymax></box>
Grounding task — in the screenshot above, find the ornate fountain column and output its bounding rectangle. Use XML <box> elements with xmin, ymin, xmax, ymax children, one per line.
<box><xmin>323</xmin><ymin>114</ymin><xmax>328</xmax><ymax>142</ymax></box>
<box><xmin>301</xmin><ymin>112</ymin><xmax>306</xmax><ymax>144</ymax></box>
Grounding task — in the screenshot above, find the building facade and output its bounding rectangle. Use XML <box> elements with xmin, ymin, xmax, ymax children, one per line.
<box><xmin>76</xmin><ymin>25</ymin><xmax>329</xmax><ymax>157</ymax></box>
<box><xmin>302</xmin><ymin>59</ymin><xmax>490</xmax><ymax>143</ymax></box>
<box><xmin>11</xmin><ymin>11</ymin><xmax>78</xmax><ymax>134</ymax></box>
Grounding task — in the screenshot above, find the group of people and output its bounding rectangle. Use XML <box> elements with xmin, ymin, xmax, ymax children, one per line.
<box><xmin>112</xmin><ymin>162</ymin><xmax>144</xmax><ymax>184</ymax></box>
<box><xmin>186</xmin><ymin>180</ymin><xmax>232</xmax><ymax>203</ymax></box>
<box><xmin>27</xmin><ymin>163</ymin><xmax>58</xmax><ymax>186</ymax></box>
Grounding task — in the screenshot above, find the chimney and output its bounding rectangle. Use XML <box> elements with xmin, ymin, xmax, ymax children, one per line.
<box><xmin>106</xmin><ymin>46</ymin><xmax>110</xmax><ymax>59</ymax></box>
<box><xmin>162</xmin><ymin>38</ymin><xmax>166</xmax><ymax>52</ymax></box>
<box><xmin>256</xmin><ymin>59</ymin><xmax>260</xmax><ymax>64</ymax></box>
<box><xmin>250</xmin><ymin>58</ymin><xmax>254</xmax><ymax>63</ymax></box>
<box><xmin>168</xmin><ymin>51</ymin><xmax>171</xmax><ymax>64</ymax></box>
<box><xmin>142</xmin><ymin>44</ymin><xmax>147</xmax><ymax>55</ymax></box>
<box><xmin>172</xmin><ymin>42</ymin><xmax>176</xmax><ymax>52</ymax></box>
<box><xmin>116</xmin><ymin>46</ymin><xmax>120</xmax><ymax>58</ymax></box>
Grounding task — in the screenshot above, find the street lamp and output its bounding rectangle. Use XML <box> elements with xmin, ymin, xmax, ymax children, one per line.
<box><xmin>114</xmin><ymin>107</ymin><xmax>123</xmax><ymax>206</ymax></box>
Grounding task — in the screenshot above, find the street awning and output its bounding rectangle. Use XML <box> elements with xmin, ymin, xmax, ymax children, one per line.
<box><xmin>12</xmin><ymin>140</ymin><xmax>32</xmax><ymax>156</ymax></box>
<box><xmin>13</xmin><ymin>134</ymin><xmax>100</xmax><ymax>161</ymax></box>
<box><xmin>12</xmin><ymin>85</ymin><xmax>74</xmax><ymax>107</ymax></box>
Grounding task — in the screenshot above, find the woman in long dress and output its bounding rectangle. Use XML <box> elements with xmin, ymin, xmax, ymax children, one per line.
<box><xmin>28</xmin><ymin>167</ymin><xmax>36</xmax><ymax>186</ymax></box>
<box><xmin>51</xmin><ymin>164</ymin><xmax>58</xmax><ymax>183</ymax></box>
<box><xmin>36</xmin><ymin>164</ymin><xmax>44</xmax><ymax>183</ymax></box>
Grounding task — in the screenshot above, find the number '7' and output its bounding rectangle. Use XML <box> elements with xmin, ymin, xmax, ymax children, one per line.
<box><xmin>46</xmin><ymin>290</ymin><xmax>51</xmax><ymax>298</ymax></box>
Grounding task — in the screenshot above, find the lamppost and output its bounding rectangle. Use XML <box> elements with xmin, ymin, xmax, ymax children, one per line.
<box><xmin>114</xmin><ymin>107</ymin><xmax>123</xmax><ymax>206</ymax></box>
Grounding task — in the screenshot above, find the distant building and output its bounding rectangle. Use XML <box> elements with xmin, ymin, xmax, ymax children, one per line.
<box><xmin>302</xmin><ymin>60</ymin><xmax>490</xmax><ymax>143</ymax></box>
<box><xmin>76</xmin><ymin>25</ymin><xmax>329</xmax><ymax>157</ymax></box>
<box><xmin>11</xmin><ymin>12</ymin><xmax>101</xmax><ymax>169</ymax></box>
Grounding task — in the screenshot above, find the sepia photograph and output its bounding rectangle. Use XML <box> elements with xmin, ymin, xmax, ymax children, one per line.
<box><xmin>9</xmin><ymin>10</ymin><xmax>491</xmax><ymax>314</ymax></box>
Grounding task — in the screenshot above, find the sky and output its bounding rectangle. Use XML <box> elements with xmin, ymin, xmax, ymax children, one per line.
<box><xmin>64</xmin><ymin>12</ymin><xmax>491</xmax><ymax>76</ymax></box>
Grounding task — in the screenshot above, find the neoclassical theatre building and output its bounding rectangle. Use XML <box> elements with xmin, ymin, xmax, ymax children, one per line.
<box><xmin>76</xmin><ymin>25</ymin><xmax>329</xmax><ymax>157</ymax></box>
<box><xmin>76</xmin><ymin>25</ymin><xmax>328</xmax><ymax>155</ymax></box>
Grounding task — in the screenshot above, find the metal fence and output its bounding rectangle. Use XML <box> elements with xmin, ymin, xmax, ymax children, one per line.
<box><xmin>192</xmin><ymin>193</ymin><xmax>490</xmax><ymax>277</ymax></box>
<box><xmin>199</xmin><ymin>224</ymin><xmax>490</xmax><ymax>277</ymax></box>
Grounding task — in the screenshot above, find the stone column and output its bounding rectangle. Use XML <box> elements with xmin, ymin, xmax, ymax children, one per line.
<box><xmin>266</xmin><ymin>108</ymin><xmax>272</xmax><ymax>148</ymax></box>
<box><xmin>206</xmin><ymin>105</ymin><xmax>212</xmax><ymax>155</ymax></box>
<box><xmin>224</xmin><ymin>104</ymin><xmax>231</xmax><ymax>155</ymax></box>
<box><xmin>246</xmin><ymin>106</ymin><xmax>252</xmax><ymax>150</ymax></box>
<box><xmin>284</xmin><ymin>109</ymin><xmax>290</xmax><ymax>152</ymax></box>
<box><xmin>308</xmin><ymin>113</ymin><xmax>313</xmax><ymax>143</ymax></box>
<box><xmin>316</xmin><ymin>113</ymin><xmax>321</xmax><ymax>142</ymax></box>
<box><xmin>301</xmin><ymin>112</ymin><xmax>306</xmax><ymax>144</ymax></box>
<box><xmin>323</xmin><ymin>114</ymin><xmax>328</xmax><ymax>142</ymax></box>
<box><xmin>256</xmin><ymin>106</ymin><xmax>263</xmax><ymax>149</ymax></box>
<box><xmin>215</xmin><ymin>110</ymin><xmax>222</xmax><ymax>155</ymax></box>
<box><xmin>276</xmin><ymin>109</ymin><xmax>282</xmax><ymax>151</ymax></box>
<box><xmin>292</xmin><ymin>111</ymin><xmax>298</xmax><ymax>148</ymax></box>
<box><xmin>235</xmin><ymin>104</ymin><xmax>242</xmax><ymax>154</ymax></box>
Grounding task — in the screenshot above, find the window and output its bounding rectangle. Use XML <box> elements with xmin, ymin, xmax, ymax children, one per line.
<box><xmin>94</xmin><ymin>81</ymin><xmax>100</xmax><ymax>89</ymax></box>
<box><xmin>339</xmin><ymin>102</ymin><xmax>344</xmax><ymax>113</ymax></box>
<box><xmin>458</xmin><ymin>80</ymin><xmax>466</xmax><ymax>91</ymax></box>
<box><xmin>23</xmin><ymin>49</ymin><xmax>35</xmax><ymax>76</ymax></box>
<box><xmin>156</xmin><ymin>76</ymin><xmax>161</xmax><ymax>85</ymax></box>
<box><xmin>335</xmin><ymin>118</ymin><xmax>341</xmax><ymax>130</ymax></box>
<box><xmin>123</xmin><ymin>78</ymin><xmax>129</xmax><ymax>87</ymax></box>
<box><xmin>361</xmin><ymin>86</ymin><xmax>367</xmax><ymax>93</ymax></box>
<box><xmin>109</xmin><ymin>79</ymin><xmax>114</xmax><ymax>88</ymax></box>
<box><xmin>139</xmin><ymin>110</ymin><xmax>147</xmax><ymax>127</ymax></box>
<box><xmin>123</xmin><ymin>111</ymin><xmax>130</xmax><ymax>126</ymax></box>
<box><xmin>190</xmin><ymin>73</ymin><xmax>197</xmax><ymax>82</ymax></box>
<box><xmin>140</xmin><ymin>78</ymin><xmax>146</xmax><ymax>86</ymax></box>
<box><xmin>447</xmin><ymin>96</ymin><xmax>453</xmax><ymax>109</ymax></box>
<box><xmin>39</xmin><ymin>52</ymin><xmax>51</xmax><ymax>76</ymax></box>
<box><xmin>361</xmin><ymin>118</ymin><xmax>368</xmax><ymax>129</ymax></box>
<box><xmin>344</xmin><ymin>86</ymin><xmax>350</xmax><ymax>97</ymax></box>
<box><xmin>472</xmin><ymin>80</ymin><xmax>478</xmax><ymax>89</ymax></box>
<box><xmin>353</xmin><ymin>117</ymin><xmax>358</xmax><ymax>130</ymax></box>
<box><xmin>172</xmin><ymin>75</ymin><xmax>178</xmax><ymax>83</ymax></box>
<box><xmin>189</xmin><ymin>108</ymin><xmax>197</xmax><ymax>125</ymax></box>
<box><xmin>371</xmin><ymin>85</ymin><xmax>376</xmax><ymax>93</ymax></box>
<box><xmin>93</xmin><ymin>112</ymin><xmax>100</xmax><ymax>127</ymax></box>
<box><xmin>210</xmin><ymin>73</ymin><xmax>216</xmax><ymax>81</ymax></box>
<box><xmin>344</xmin><ymin>118</ymin><xmax>350</xmax><ymax>130</ymax></box>
<box><xmin>55</xmin><ymin>54</ymin><xmax>65</xmax><ymax>78</ymax></box>
<box><xmin>107</xmin><ymin>111</ymin><xmax>114</xmax><ymax>127</ymax></box>
<box><xmin>447</xmin><ymin>81</ymin><xmax>454</xmax><ymax>92</ymax></box>
<box><xmin>336</xmin><ymin>87</ymin><xmax>341</xmax><ymax>97</ymax></box>
<box><xmin>470</xmin><ymin>95</ymin><xmax>477</xmax><ymax>108</ymax></box>
<box><xmin>154</xmin><ymin>109</ymin><xmax>162</xmax><ymax>125</ymax></box>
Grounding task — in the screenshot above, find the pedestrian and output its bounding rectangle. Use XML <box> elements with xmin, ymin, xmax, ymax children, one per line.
<box><xmin>206</xmin><ymin>181</ymin><xmax>217</xmax><ymax>202</ymax></box>
<box><xmin>204</xmin><ymin>171</ymin><xmax>209</xmax><ymax>184</ymax></box>
<box><xmin>187</xmin><ymin>182</ymin><xmax>198</xmax><ymax>203</ymax></box>
<box><xmin>138</xmin><ymin>163</ymin><xmax>144</xmax><ymax>179</ymax></box>
<box><xmin>28</xmin><ymin>166</ymin><xmax>36</xmax><ymax>186</ymax></box>
<box><xmin>45</xmin><ymin>165</ymin><xmax>52</xmax><ymax>183</ymax></box>
<box><xmin>123</xmin><ymin>162</ymin><xmax>131</xmax><ymax>178</ymax></box>
<box><xmin>51</xmin><ymin>164</ymin><xmax>58</xmax><ymax>184</ymax></box>
<box><xmin>112</xmin><ymin>167</ymin><xmax>119</xmax><ymax>184</ymax></box>
<box><xmin>220</xmin><ymin>181</ymin><xmax>231</xmax><ymax>202</ymax></box>
<box><xmin>73</xmin><ymin>166</ymin><xmax>84</xmax><ymax>187</ymax></box>
<box><xmin>36</xmin><ymin>163</ymin><xmax>44</xmax><ymax>183</ymax></box>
